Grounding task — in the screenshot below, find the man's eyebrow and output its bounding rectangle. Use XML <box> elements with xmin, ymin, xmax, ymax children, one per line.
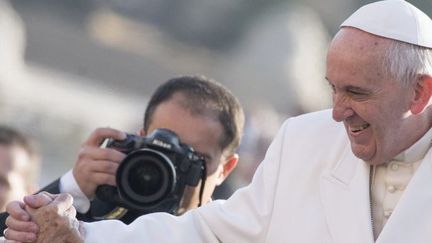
<box><xmin>344</xmin><ymin>84</ymin><xmax>371</xmax><ymax>91</ymax></box>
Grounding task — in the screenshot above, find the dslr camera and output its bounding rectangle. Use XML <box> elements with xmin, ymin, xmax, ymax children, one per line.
<box><xmin>95</xmin><ymin>128</ymin><xmax>206</xmax><ymax>215</ymax></box>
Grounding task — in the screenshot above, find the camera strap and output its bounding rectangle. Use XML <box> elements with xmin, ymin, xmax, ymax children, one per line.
<box><xmin>197</xmin><ymin>161</ymin><xmax>207</xmax><ymax>207</ymax></box>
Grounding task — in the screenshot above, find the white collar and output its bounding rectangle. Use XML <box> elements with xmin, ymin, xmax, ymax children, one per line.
<box><xmin>394</xmin><ymin>128</ymin><xmax>432</xmax><ymax>163</ymax></box>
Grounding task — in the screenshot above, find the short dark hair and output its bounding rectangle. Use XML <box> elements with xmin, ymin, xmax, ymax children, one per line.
<box><xmin>144</xmin><ymin>75</ymin><xmax>245</xmax><ymax>154</ymax></box>
<box><xmin>0</xmin><ymin>126</ymin><xmax>40</xmax><ymax>186</ymax></box>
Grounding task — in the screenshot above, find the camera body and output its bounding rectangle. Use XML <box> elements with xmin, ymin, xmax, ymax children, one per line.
<box><xmin>95</xmin><ymin>128</ymin><xmax>205</xmax><ymax>214</ymax></box>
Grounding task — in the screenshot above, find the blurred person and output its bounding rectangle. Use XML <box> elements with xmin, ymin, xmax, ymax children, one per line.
<box><xmin>2</xmin><ymin>74</ymin><xmax>244</xmax><ymax>239</ymax></box>
<box><xmin>0</xmin><ymin>2</ymin><xmax>40</xmax><ymax>215</ymax></box>
<box><xmin>5</xmin><ymin>1</ymin><xmax>432</xmax><ymax>243</ymax></box>
<box><xmin>214</xmin><ymin>103</ymin><xmax>283</xmax><ymax>199</ymax></box>
<box><xmin>0</xmin><ymin>126</ymin><xmax>39</xmax><ymax>210</ymax></box>
<box><xmin>237</xmin><ymin>104</ymin><xmax>284</xmax><ymax>183</ymax></box>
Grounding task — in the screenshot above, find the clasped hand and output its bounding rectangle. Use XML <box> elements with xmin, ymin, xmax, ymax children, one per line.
<box><xmin>4</xmin><ymin>192</ymin><xmax>83</xmax><ymax>243</ymax></box>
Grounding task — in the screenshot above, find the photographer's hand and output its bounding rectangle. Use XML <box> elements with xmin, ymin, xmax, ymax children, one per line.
<box><xmin>73</xmin><ymin>127</ymin><xmax>126</xmax><ymax>199</ymax></box>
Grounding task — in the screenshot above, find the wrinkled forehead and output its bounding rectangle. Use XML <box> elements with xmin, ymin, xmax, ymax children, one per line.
<box><xmin>330</xmin><ymin>28</ymin><xmax>399</xmax><ymax>73</ymax></box>
<box><xmin>326</xmin><ymin>28</ymin><xmax>398</xmax><ymax>86</ymax></box>
<box><xmin>330</xmin><ymin>27</ymin><xmax>391</xmax><ymax>54</ymax></box>
<box><xmin>327</xmin><ymin>28</ymin><xmax>386</xmax><ymax>71</ymax></box>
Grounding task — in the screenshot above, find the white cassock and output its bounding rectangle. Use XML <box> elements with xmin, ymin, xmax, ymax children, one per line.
<box><xmin>83</xmin><ymin>109</ymin><xmax>432</xmax><ymax>243</ymax></box>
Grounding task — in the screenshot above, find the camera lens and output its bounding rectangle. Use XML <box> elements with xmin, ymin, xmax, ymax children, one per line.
<box><xmin>116</xmin><ymin>149</ymin><xmax>176</xmax><ymax>209</ymax></box>
<box><xmin>128</xmin><ymin>160</ymin><xmax>164</xmax><ymax>196</ymax></box>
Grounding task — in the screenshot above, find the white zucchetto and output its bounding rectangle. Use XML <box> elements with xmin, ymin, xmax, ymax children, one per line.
<box><xmin>341</xmin><ymin>0</ymin><xmax>432</xmax><ymax>48</ymax></box>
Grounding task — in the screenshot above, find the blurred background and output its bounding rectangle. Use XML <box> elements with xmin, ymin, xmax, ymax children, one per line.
<box><xmin>0</xmin><ymin>0</ymin><xmax>431</xmax><ymax>198</ymax></box>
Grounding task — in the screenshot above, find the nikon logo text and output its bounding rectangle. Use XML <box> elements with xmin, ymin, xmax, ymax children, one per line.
<box><xmin>152</xmin><ymin>139</ymin><xmax>172</xmax><ymax>149</ymax></box>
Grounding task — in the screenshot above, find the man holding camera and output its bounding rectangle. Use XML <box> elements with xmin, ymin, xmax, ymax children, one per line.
<box><xmin>4</xmin><ymin>0</ymin><xmax>432</xmax><ymax>242</ymax></box>
<box><xmin>1</xmin><ymin>75</ymin><xmax>245</xmax><ymax>240</ymax></box>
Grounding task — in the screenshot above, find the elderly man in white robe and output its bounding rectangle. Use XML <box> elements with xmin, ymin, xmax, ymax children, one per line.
<box><xmin>4</xmin><ymin>0</ymin><xmax>432</xmax><ymax>242</ymax></box>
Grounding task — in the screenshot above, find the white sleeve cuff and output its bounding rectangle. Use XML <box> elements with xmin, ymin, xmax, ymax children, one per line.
<box><xmin>59</xmin><ymin>170</ymin><xmax>91</xmax><ymax>214</ymax></box>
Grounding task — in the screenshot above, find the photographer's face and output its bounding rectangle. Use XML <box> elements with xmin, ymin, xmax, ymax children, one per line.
<box><xmin>140</xmin><ymin>93</ymin><xmax>238</xmax><ymax>213</ymax></box>
<box><xmin>0</xmin><ymin>145</ymin><xmax>32</xmax><ymax>211</ymax></box>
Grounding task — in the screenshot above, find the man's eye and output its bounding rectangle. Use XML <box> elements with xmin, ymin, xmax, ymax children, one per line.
<box><xmin>348</xmin><ymin>89</ymin><xmax>365</xmax><ymax>96</ymax></box>
<box><xmin>347</xmin><ymin>90</ymin><xmax>370</xmax><ymax>101</ymax></box>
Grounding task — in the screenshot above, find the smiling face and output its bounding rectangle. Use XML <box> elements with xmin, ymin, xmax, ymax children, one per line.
<box><xmin>326</xmin><ymin>28</ymin><xmax>424</xmax><ymax>165</ymax></box>
<box><xmin>141</xmin><ymin>92</ymin><xmax>238</xmax><ymax>213</ymax></box>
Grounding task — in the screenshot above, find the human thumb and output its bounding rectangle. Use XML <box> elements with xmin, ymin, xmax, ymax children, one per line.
<box><xmin>24</xmin><ymin>192</ymin><xmax>55</xmax><ymax>209</ymax></box>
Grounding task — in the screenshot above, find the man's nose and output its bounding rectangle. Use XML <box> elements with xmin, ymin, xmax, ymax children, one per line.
<box><xmin>332</xmin><ymin>94</ymin><xmax>353</xmax><ymax>122</ymax></box>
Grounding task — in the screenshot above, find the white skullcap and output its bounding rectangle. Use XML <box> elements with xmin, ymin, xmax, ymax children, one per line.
<box><xmin>341</xmin><ymin>0</ymin><xmax>432</xmax><ymax>48</ymax></box>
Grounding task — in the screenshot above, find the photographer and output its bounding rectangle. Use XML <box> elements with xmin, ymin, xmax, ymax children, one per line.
<box><xmin>1</xmin><ymin>75</ymin><xmax>245</xmax><ymax>239</ymax></box>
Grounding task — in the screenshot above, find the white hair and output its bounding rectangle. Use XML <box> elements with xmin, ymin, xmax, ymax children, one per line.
<box><xmin>383</xmin><ymin>40</ymin><xmax>432</xmax><ymax>86</ymax></box>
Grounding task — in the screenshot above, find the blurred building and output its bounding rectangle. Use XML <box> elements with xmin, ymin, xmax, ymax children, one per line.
<box><xmin>218</xmin><ymin>2</ymin><xmax>331</xmax><ymax>115</ymax></box>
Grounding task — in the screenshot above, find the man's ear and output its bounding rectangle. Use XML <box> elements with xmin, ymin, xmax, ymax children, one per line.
<box><xmin>215</xmin><ymin>154</ymin><xmax>239</xmax><ymax>186</ymax></box>
<box><xmin>410</xmin><ymin>75</ymin><xmax>432</xmax><ymax>115</ymax></box>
